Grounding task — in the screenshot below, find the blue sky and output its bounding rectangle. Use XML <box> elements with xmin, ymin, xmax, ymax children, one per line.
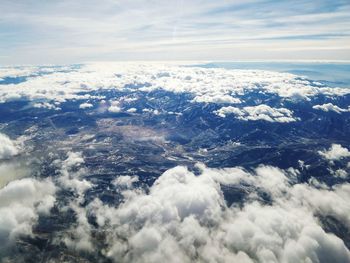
<box><xmin>1</xmin><ymin>0</ymin><xmax>350</xmax><ymax>64</ymax></box>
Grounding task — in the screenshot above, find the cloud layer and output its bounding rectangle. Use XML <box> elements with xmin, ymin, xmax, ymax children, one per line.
<box><xmin>0</xmin><ymin>63</ymin><xmax>349</xmax><ymax>124</ymax></box>
<box><xmin>1</xmin><ymin>148</ymin><xmax>349</xmax><ymax>262</ymax></box>
<box><xmin>79</xmin><ymin>164</ymin><xmax>350</xmax><ymax>263</ymax></box>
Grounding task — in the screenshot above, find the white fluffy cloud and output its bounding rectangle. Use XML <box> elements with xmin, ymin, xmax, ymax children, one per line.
<box><xmin>0</xmin><ymin>67</ymin><xmax>38</xmax><ymax>80</ymax></box>
<box><xmin>0</xmin><ymin>63</ymin><xmax>349</xmax><ymax>107</ymax></box>
<box><xmin>318</xmin><ymin>144</ymin><xmax>350</xmax><ymax>161</ymax></box>
<box><xmin>54</xmin><ymin>151</ymin><xmax>94</xmax><ymax>252</ymax></box>
<box><xmin>108</xmin><ymin>100</ymin><xmax>122</xmax><ymax>113</ymax></box>
<box><xmin>0</xmin><ymin>162</ymin><xmax>31</xmax><ymax>189</ymax></box>
<box><xmin>5</xmin><ymin>147</ymin><xmax>343</xmax><ymax>262</ymax></box>
<box><xmin>78</xmin><ymin>164</ymin><xmax>350</xmax><ymax>263</ymax></box>
<box><xmin>126</xmin><ymin>107</ymin><xmax>137</xmax><ymax>113</ymax></box>
<box><xmin>62</xmin><ymin>203</ymin><xmax>94</xmax><ymax>253</ymax></box>
<box><xmin>0</xmin><ymin>66</ymin><xmax>73</xmax><ymax>80</ymax></box>
<box><xmin>0</xmin><ymin>133</ymin><xmax>19</xmax><ymax>159</ymax></box>
<box><xmin>192</xmin><ymin>94</ymin><xmax>242</xmax><ymax>104</ymax></box>
<box><xmin>332</xmin><ymin>169</ymin><xmax>348</xmax><ymax>179</ymax></box>
<box><xmin>214</xmin><ymin>104</ymin><xmax>298</xmax><ymax>122</ymax></box>
<box><xmin>113</xmin><ymin>175</ymin><xmax>139</xmax><ymax>188</ymax></box>
<box><xmin>313</xmin><ymin>103</ymin><xmax>350</xmax><ymax>113</ymax></box>
<box><xmin>0</xmin><ymin>178</ymin><xmax>56</xmax><ymax>241</ymax></box>
<box><xmin>33</xmin><ymin>102</ymin><xmax>61</xmax><ymax>110</ymax></box>
<box><xmin>62</xmin><ymin>151</ymin><xmax>85</xmax><ymax>169</ymax></box>
<box><xmin>58</xmin><ymin>151</ymin><xmax>92</xmax><ymax>198</ymax></box>
<box><xmin>79</xmin><ymin>102</ymin><xmax>93</xmax><ymax>109</ymax></box>
<box><xmin>108</xmin><ymin>106</ymin><xmax>122</xmax><ymax>113</ymax></box>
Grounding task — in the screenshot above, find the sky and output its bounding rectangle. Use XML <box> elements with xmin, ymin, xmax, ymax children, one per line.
<box><xmin>1</xmin><ymin>0</ymin><xmax>350</xmax><ymax>64</ymax></box>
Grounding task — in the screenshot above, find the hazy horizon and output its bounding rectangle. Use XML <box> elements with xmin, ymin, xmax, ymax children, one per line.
<box><xmin>1</xmin><ymin>0</ymin><xmax>350</xmax><ymax>64</ymax></box>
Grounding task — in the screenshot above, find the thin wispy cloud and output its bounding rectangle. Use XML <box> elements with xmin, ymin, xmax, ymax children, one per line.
<box><xmin>1</xmin><ymin>0</ymin><xmax>350</xmax><ymax>64</ymax></box>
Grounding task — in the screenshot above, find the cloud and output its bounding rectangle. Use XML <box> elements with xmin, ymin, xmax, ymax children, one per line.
<box><xmin>0</xmin><ymin>65</ymin><xmax>73</xmax><ymax>79</ymax></box>
<box><xmin>126</xmin><ymin>107</ymin><xmax>137</xmax><ymax>113</ymax></box>
<box><xmin>62</xmin><ymin>151</ymin><xmax>85</xmax><ymax>170</ymax></box>
<box><xmin>0</xmin><ymin>64</ymin><xmax>349</xmax><ymax>108</ymax></box>
<box><xmin>2</xmin><ymin>140</ymin><xmax>337</xmax><ymax>261</ymax></box>
<box><xmin>79</xmin><ymin>102</ymin><xmax>93</xmax><ymax>109</ymax></box>
<box><xmin>33</xmin><ymin>101</ymin><xmax>61</xmax><ymax>110</ymax></box>
<box><xmin>108</xmin><ymin>100</ymin><xmax>122</xmax><ymax>113</ymax></box>
<box><xmin>2</xmin><ymin>159</ymin><xmax>348</xmax><ymax>262</ymax></box>
<box><xmin>313</xmin><ymin>103</ymin><xmax>350</xmax><ymax>113</ymax></box>
<box><xmin>318</xmin><ymin>144</ymin><xmax>350</xmax><ymax>161</ymax></box>
<box><xmin>1</xmin><ymin>0</ymin><xmax>350</xmax><ymax>63</ymax></box>
<box><xmin>77</xmin><ymin>164</ymin><xmax>350</xmax><ymax>262</ymax></box>
<box><xmin>0</xmin><ymin>178</ymin><xmax>56</xmax><ymax>242</ymax></box>
<box><xmin>0</xmin><ymin>67</ymin><xmax>38</xmax><ymax>79</ymax></box>
<box><xmin>58</xmin><ymin>151</ymin><xmax>92</xmax><ymax>198</ymax></box>
<box><xmin>331</xmin><ymin>169</ymin><xmax>348</xmax><ymax>179</ymax></box>
<box><xmin>113</xmin><ymin>175</ymin><xmax>139</xmax><ymax>188</ymax></box>
<box><xmin>0</xmin><ymin>133</ymin><xmax>19</xmax><ymax>160</ymax></box>
<box><xmin>53</xmin><ymin>151</ymin><xmax>94</xmax><ymax>252</ymax></box>
<box><xmin>62</xmin><ymin>203</ymin><xmax>94</xmax><ymax>253</ymax></box>
<box><xmin>192</xmin><ymin>94</ymin><xmax>242</xmax><ymax>104</ymax></box>
<box><xmin>1</xmin><ymin>63</ymin><xmax>350</xmax><ymax>261</ymax></box>
<box><xmin>0</xmin><ymin>162</ymin><xmax>31</xmax><ymax>189</ymax></box>
<box><xmin>214</xmin><ymin>104</ymin><xmax>298</xmax><ymax>122</ymax></box>
<box><xmin>108</xmin><ymin>106</ymin><xmax>122</xmax><ymax>113</ymax></box>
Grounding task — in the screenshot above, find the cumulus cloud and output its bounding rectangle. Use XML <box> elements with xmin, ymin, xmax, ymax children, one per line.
<box><xmin>0</xmin><ymin>133</ymin><xmax>19</xmax><ymax>159</ymax></box>
<box><xmin>0</xmin><ymin>135</ymin><xmax>53</xmax><ymax>246</ymax></box>
<box><xmin>33</xmin><ymin>102</ymin><xmax>61</xmax><ymax>110</ymax></box>
<box><xmin>0</xmin><ymin>178</ymin><xmax>56</xmax><ymax>242</ymax></box>
<box><xmin>58</xmin><ymin>151</ymin><xmax>92</xmax><ymax>198</ymax></box>
<box><xmin>72</xmin><ymin>164</ymin><xmax>350</xmax><ymax>263</ymax></box>
<box><xmin>108</xmin><ymin>100</ymin><xmax>122</xmax><ymax>113</ymax></box>
<box><xmin>79</xmin><ymin>102</ymin><xmax>93</xmax><ymax>109</ymax></box>
<box><xmin>214</xmin><ymin>104</ymin><xmax>298</xmax><ymax>122</ymax></box>
<box><xmin>126</xmin><ymin>107</ymin><xmax>137</xmax><ymax>113</ymax></box>
<box><xmin>318</xmin><ymin>144</ymin><xmax>350</xmax><ymax>161</ymax></box>
<box><xmin>0</xmin><ymin>66</ymin><xmax>73</xmax><ymax>80</ymax></box>
<box><xmin>192</xmin><ymin>94</ymin><xmax>242</xmax><ymax>104</ymax></box>
<box><xmin>62</xmin><ymin>203</ymin><xmax>94</xmax><ymax>253</ymax></box>
<box><xmin>332</xmin><ymin>169</ymin><xmax>348</xmax><ymax>179</ymax></box>
<box><xmin>2</xmin><ymin>159</ymin><xmax>349</xmax><ymax>262</ymax></box>
<box><xmin>0</xmin><ymin>65</ymin><xmax>106</xmax><ymax>104</ymax></box>
<box><xmin>109</xmin><ymin>106</ymin><xmax>122</xmax><ymax>113</ymax></box>
<box><xmin>113</xmin><ymin>175</ymin><xmax>139</xmax><ymax>188</ymax></box>
<box><xmin>0</xmin><ymin>63</ymin><xmax>349</xmax><ymax>106</ymax></box>
<box><xmin>53</xmin><ymin>151</ymin><xmax>94</xmax><ymax>252</ymax></box>
<box><xmin>142</xmin><ymin>108</ymin><xmax>161</xmax><ymax>115</ymax></box>
<box><xmin>62</xmin><ymin>151</ymin><xmax>85</xmax><ymax>170</ymax></box>
<box><xmin>0</xmin><ymin>67</ymin><xmax>38</xmax><ymax>80</ymax></box>
<box><xmin>313</xmin><ymin>103</ymin><xmax>350</xmax><ymax>114</ymax></box>
<box><xmin>0</xmin><ymin>162</ymin><xmax>31</xmax><ymax>189</ymax></box>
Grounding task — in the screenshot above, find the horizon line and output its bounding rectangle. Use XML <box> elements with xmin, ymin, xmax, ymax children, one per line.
<box><xmin>2</xmin><ymin>59</ymin><xmax>350</xmax><ymax>67</ymax></box>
